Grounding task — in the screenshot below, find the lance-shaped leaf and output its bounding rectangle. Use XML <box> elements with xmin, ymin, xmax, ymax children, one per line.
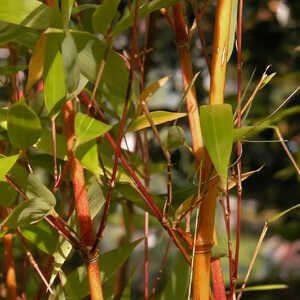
<box><xmin>7</xmin><ymin>102</ymin><xmax>41</xmax><ymax>149</ymax></box>
<box><xmin>92</xmin><ymin>0</ymin><xmax>121</xmax><ymax>34</ymax></box>
<box><xmin>0</xmin><ymin>0</ymin><xmax>52</xmax><ymax>30</ymax></box>
<box><xmin>127</xmin><ymin>111</ymin><xmax>187</xmax><ymax>132</ymax></box>
<box><xmin>44</xmin><ymin>33</ymin><xmax>66</xmax><ymax>115</ymax></box>
<box><xmin>75</xmin><ymin>112</ymin><xmax>112</xmax><ymax>145</ymax></box>
<box><xmin>227</xmin><ymin>0</ymin><xmax>238</xmax><ymax>62</ymax></box>
<box><xmin>0</xmin><ymin>182</ymin><xmax>18</xmax><ymax>207</ymax></box>
<box><xmin>26</xmin><ymin>33</ymin><xmax>46</xmax><ymax>93</ymax></box>
<box><xmin>0</xmin><ymin>154</ymin><xmax>19</xmax><ymax>181</ymax></box>
<box><xmin>200</xmin><ymin>104</ymin><xmax>233</xmax><ymax>190</ymax></box>
<box><xmin>61</xmin><ymin>32</ymin><xmax>81</xmax><ymax>94</ymax></box>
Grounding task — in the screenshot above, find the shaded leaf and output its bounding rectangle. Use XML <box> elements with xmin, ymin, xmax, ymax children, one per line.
<box><xmin>159</xmin><ymin>254</ymin><xmax>189</xmax><ymax>300</ymax></box>
<box><xmin>7</xmin><ymin>101</ymin><xmax>41</xmax><ymax>149</ymax></box>
<box><xmin>75</xmin><ymin>112</ymin><xmax>112</xmax><ymax>145</ymax></box>
<box><xmin>64</xmin><ymin>239</ymin><xmax>143</xmax><ymax>300</ymax></box>
<box><xmin>35</xmin><ymin>129</ymin><xmax>68</xmax><ymax>160</ymax></box>
<box><xmin>127</xmin><ymin>111</ymin><xmax>187</xmax><ymax>132</ymax></box>
<box><xmin>200</xmin><ymin>104</ymin><xmax>233</xmax><ymax>189</ymax></box>
<box><xmin>61</xmin><ymin>32</ymin><xmax>80</xmax><ymax>94</ymax></box>
<box><xmin>1</xmin><ymin>197</ymin><xmax>54</xmax><ymax>229</ymax></box>
<box><xmin>166</xmin><ymin>125</ymin><xmax>186</xmax><ymax>151</ymax></box>
<box><xmin>0</xmin><ymin>154</ymin><xmax>19</xmax><ymax>182</ymax></box>
<box><xmin>26</xmin><ymin>33</ymin><xmax>46</xmax><ymax>93</ymax></box>
<box><xmin>0</xmin><ymin>65</ymin><xmax>27</xmax><ymax>75</ymax></box>
<box><xmin>0</xmin><ymin>182</ymin><xmax>18</xmax><ymax>207</ymax></box>
<box><xmin>72</xmin><ymin>4</ymin><xmax>98</xmax><ymax>16</ymax></box>
<box><xmin>22</xmin><ymin>220</ymin><xmax>58</xmax><ymax>255</ymax></box>
<box><xmin>92</xmin><ymin>0</ymin><xmax>121</xmax><ymax>34</ymax></box>
<box><xmin>26</xmin><ymin>174</ymin><xmax>56</xmax><ymax>207</ymax></box>
<box><xmin>111</xmin><ymin>0</ymin><xmax>180</xmax><ymax>37</ymax></box>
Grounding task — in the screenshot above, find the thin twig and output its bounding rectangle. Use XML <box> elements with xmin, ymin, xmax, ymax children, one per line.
<box><xmin>51</xmin><ymin>117</ymin><xmax>58</xmax><ymax>189</ymax></box>
<box><xmin>236</xmin><ymin>223</ymin><xmax>268</xmax><ymax>300</ymax></box>
<box><xmin>17</xmin><ymin>229</ymin><xmax>55</xmax><ymax>295</ymax></box>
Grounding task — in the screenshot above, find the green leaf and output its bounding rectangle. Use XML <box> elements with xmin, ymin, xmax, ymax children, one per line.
<box><xmin>260</xmin><ymin>72</ymin><xmax>277</xmax><ymax>89</ymax></box>
<box><xmin>61</xmin><ymin>32</ymin><xmax>81</xmax><ymax>94</ymax></box>
<box><xmin>227</xmin><ymin>0</ymin><xmax>238</xmax><ymax>62</ymax></box>
<box><xmin>111</xmin><ymin>0</ymin><xmax>179</xmax><ymax>38</ymax></box>
<box><xmin>72</xmin><ymin>4</ymin><xmax>98</xmax><ymax>16</ymax></box>
<box><xmin>0</xmin><ymin>65</ymin><xmax>28</xmax><ymax>75</ymax></box>
<box><xmin>200</xmin><ymin>104</ymin><xmax>233</xmax><ymax>190</ymax></box>
<box><xmin>0</xmin><ymin>154</ymin><xmax>20</xmax><ymax>181</ymax></box>
<box><xmin>22</xmin><ymin>220</ymin><xmax>58</xmax><ymax>255</ymax></box>
<box><xmin>7</xmin><ymin>101</ymin><xmax>41</xmax><ymax>149</ymax></box>
<box><xmin>75</xmin><ymin>140</ymin><xmax>101</xmax><ymax>176</ymax></box>
<box><xmin>166</xmin><ymin>125</ymin><xmax>186</xmax><ymax>151</ymax></box>
<box><xmin>75</xmin><ymin>112</ymin><xmax>112</xmax><ymax>145</ymax></box>
<box><xmin>159</xmin><ymin>254</ymin><xmax>189</xmax><ymax>300</ymax></box>
<box><xmin>0</xmin><ymin>182</ymin><xmax>18</xmax><ymax>207</ymax></box>
<box><xmin>26</xmin><ymin>174</ymin><xmax>56</xmax><ymax>207</ymax></box>
<box><xmin>0</xmin><ymin>0</ymin><xmax>52</xmax><ymax>30</ymax></box>
<box><xmin>87</xmin><ymin>177</ymin><xmax>106</xmax><ymax>219</ymax></box>
<box><xmin>235</xmin><ymin>284</ymin><xmax>288</xmax><ymax>293</ymax></box>
<box><xmin>64</xmin><ymin>239</ymin><xmax>143</xmax><ymax>300</ymax></box>
<box><xmin>35</xmin><ymin>129</ymin><xmax>68</xmax><ymax>160</ymax></box>
<box><xmin>44</xmin><ymin>33</ymin><xmax>66</xmax><ymax>115</ymax></box>
<box><xmin>127</xmin><ymin>111</ymin><xmax>187</xmax><ymax>132</ymax></box>
<box><xmin>121</xmin><ymin>269</ymin><xmax>135</xmax><ymax>300</ymax></box>
<box><xmin>268</xmin><ymin>203</ymin><xmax>300</xmax><ymax>224</ymax></box>
<box><xmin>92</xmin><ymin>0</ymin><xmax>121</xmax><ymax>34</ymax></box>
<box><xmin>1</xmin><ymin>197</ymin><xmax>54</xmax><ymax>229</ymax></box>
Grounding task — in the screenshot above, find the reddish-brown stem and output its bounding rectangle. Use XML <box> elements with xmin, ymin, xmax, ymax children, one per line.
<box><xmin>62</xmin><ymin>100</ymin><xmax>104</xmax><ymax>299</ymax></box>
<box><xmin>1</xmin><ymin>207</ymin><xmax>17</xmax><ymax>300</ymax></box>
<box><xmin>17</xmin><ymin>229</ymin><xmax>54</xmax><ymax>295</ymax></box>
<box><xmin>21</xmin><ymin>252</ymin><xmax>27</xmax><ymax>300</ymax></box>
<box><xmin>80</xmin><ymin>91</ymin><xmax>191</xmax><ymax>263</ymax></box>
<box><xmin>210</xmin><ymin>258</ymin><xmax>226</xmax><ymax>300</ymax></box>
<box><xmin>230</xmin><ymin>1</ymin><xmax>244</xmax><ymax>298</ymax></box>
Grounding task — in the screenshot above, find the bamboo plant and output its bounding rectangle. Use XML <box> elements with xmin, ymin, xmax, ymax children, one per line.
<box><xmin>0</xmin><ymin>0</ymin><xmax>299</xmax><ymax>299</ymax></box>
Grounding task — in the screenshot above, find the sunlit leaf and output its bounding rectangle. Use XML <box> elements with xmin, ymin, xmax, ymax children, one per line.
<box><xmin>72</xmin><ymin>4</ymin><xmax>98</xmax><ymax>16</ymax></box>
<box><xmin>92</xmin><ymin>0</ymin><xmax>121</xmax><ymax>34</ymax></box>
<box><xmin>7</xmin><ymin>101</ymin><xmax>41</xmax><ymax>149</ymax></box>
<box><xmin>200</xmin><ymin>104</ymin><xmax>233</xmax><ymax>190</ymax></box>
<box><xmin>260</xmin><ymin>72</ymin><xmax>277</xmax><ymax>90</ymax></box>
<box><xmin>44</xmin><ymin>33</ymin><xmax>66</xmax><ymax>115</ymax></box>
<box><xmin>22</xmin><ymin>220</ymin><xmax>58</xmax><ymax>255</ymax></box>
<box><xmin>127</xmin><ymin>111</ymin><xmax>187</xmax><ymax>132</ymax></box>
<box><xmin>0</xmin><ymin>0</ymin><xmax>52</xmax><ymax>30</ymax></box>
<box><xmin>235</xmin><ymin>284</ymin><xmax>288</xmax><ymax>293</ymax></box>
<box><xmin>75</xmin><ymin>140</ymin><xmax>101</xmax><ymax>176</ymax></box>
<box><xmin>0</xmin><ymin>154</ymin><xmax>19</xmax><ymax>181</ymax></box>
<box><xmin>227</xmin><ymin>0</ymin><xmax>238</xmax><ymax>62</ymax></box>
<box><xmin>75</xmin><ymin>112</ymin><xmax>112</xmax><ymax>145</ymax></box>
